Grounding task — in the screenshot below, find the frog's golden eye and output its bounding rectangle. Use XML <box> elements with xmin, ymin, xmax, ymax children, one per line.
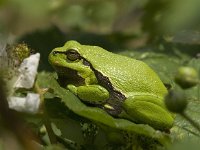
<box><xmin>66</xmin><ymin>49</ymin><xmax>80</xmax><ymax>61</ymax></box>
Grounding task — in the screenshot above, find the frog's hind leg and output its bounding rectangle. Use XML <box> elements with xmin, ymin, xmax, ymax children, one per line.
<box><xmin>122</xmin><ymin>95</ymin><xmax>174</xmax><ymax>130</ymax></box>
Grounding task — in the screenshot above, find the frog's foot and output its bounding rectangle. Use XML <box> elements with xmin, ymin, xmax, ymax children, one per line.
<box><xmin>103</xmin><ymin>102</ymin><xmax>123</xmax><ymax>116</ymax></box>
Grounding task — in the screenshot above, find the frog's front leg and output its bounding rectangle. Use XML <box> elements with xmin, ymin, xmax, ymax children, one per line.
<box><xmin>67</xmin><ymin>84</ymin><xmax>109</xmax><ymax>104</ymax></box>
<box><xmin>122</xmin><ymin>95</ymin><xmax>174</xmax><ymax>130</ymax></box>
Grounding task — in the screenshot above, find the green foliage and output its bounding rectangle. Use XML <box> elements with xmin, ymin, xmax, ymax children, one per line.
<box><xmin>119</xmin><ymin>46</ymin><xmax>200</xmax><ymax>149</ymax></box>
<box><xmin>1</xmin><ymin>0</ymin><xmax>200</xmax><ymax>149</ymax></box>
<box><xmin>34</xmin><ymin>44</ymin><xmax>200</xmax><ymax>149</ymax></box>
<box><xmin>37</xmin><ymin>72</ymin><xmax>170</xmax><ymax>148</ymax></box>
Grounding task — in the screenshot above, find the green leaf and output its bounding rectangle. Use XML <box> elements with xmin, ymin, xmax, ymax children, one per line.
<box><xmin>170</xmin><ymin>58</ymin><xmax>200</xmax><ymax>140</ymax></box>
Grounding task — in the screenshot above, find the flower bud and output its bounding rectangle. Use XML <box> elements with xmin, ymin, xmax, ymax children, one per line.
<box><xmin>165</xmin><ymin>90</ymin><xmax>187</xmax><ymax>113</ymax></box>
<box><xmin>175</xmin><ymin>66</ymin><xmax>199</xmax><ymax>89</ymax></box>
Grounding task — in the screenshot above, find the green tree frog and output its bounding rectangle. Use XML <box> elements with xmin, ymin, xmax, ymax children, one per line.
<box><xmin>48</xmin><ymin>41</ymin><xmax>174</xmax><ymax>131</ymax></box>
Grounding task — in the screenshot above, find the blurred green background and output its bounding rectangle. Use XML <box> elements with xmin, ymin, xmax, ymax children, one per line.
<box><xmin>1</xmin><ymin>0</ymin><xmax>200</xmax><ymax>71</ymax></box>
<box><xmin>1</xmin><ymin>0</ymin><xmax>200</xmax><ymax>149</ymax></box>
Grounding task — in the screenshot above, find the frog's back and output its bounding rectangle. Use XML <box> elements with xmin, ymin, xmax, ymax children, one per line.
<box><xmin>80</xmin><ymin>45</ymin><xmax>167</xmax><ymax>97</ymax></box>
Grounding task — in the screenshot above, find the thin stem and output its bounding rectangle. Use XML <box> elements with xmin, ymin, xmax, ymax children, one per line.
<box><xmin>34</xmin><ymin>79</ymin><xmax>57</xmax><ymax>144</ymax></box>
<box><xmin>43</xmin><ymin>116</ymin><xmax>57</xmax><ymax>144</ymax></box>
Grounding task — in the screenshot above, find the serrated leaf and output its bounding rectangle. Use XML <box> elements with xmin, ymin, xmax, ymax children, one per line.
<box><xmin>170</xmin><ymin>58</ymin><xmax>200</xmax><ymax>140</ymax></box>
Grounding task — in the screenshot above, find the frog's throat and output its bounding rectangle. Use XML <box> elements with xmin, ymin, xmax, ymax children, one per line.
<box><xmin>54</xmin><ymin>65</ymin><xmax>85</xmax><ymax>87</ymax></box>
<box><xmin>81</xmin><ymin>56</ymin><xmax>126</xmax><ymax>116</ymax></box>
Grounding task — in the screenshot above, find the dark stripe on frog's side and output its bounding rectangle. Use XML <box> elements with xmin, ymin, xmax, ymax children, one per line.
<box><xmin>82</xmin><ymin>57</ymin><xmax>126</xmax><ymax>116</ymax></box>
<box><xmin>53</xmin><ymin>50</ymin><xmax>126</xmax><ymax>116</ymax></box>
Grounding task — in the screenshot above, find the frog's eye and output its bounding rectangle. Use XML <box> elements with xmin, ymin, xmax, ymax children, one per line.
<box><xmin>66</xmin><ymin>49</ymin><xmax>80</xmax><ymax>61</ymax></box>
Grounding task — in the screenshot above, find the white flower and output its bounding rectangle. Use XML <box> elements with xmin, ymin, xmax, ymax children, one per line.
<box><xmin>7</xmin><ymin>53</ymin><xmax>41</xmax><ymax>113</ymax></box>
<box><xmin>14</xmin><ymin>53</ymin><xmax>40</xmax><ymax>89</ymax></box>
<box><xmin>8</xmin><ymin>93</ymin><xmax>40</xmax><ymax>114</ymax></box>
